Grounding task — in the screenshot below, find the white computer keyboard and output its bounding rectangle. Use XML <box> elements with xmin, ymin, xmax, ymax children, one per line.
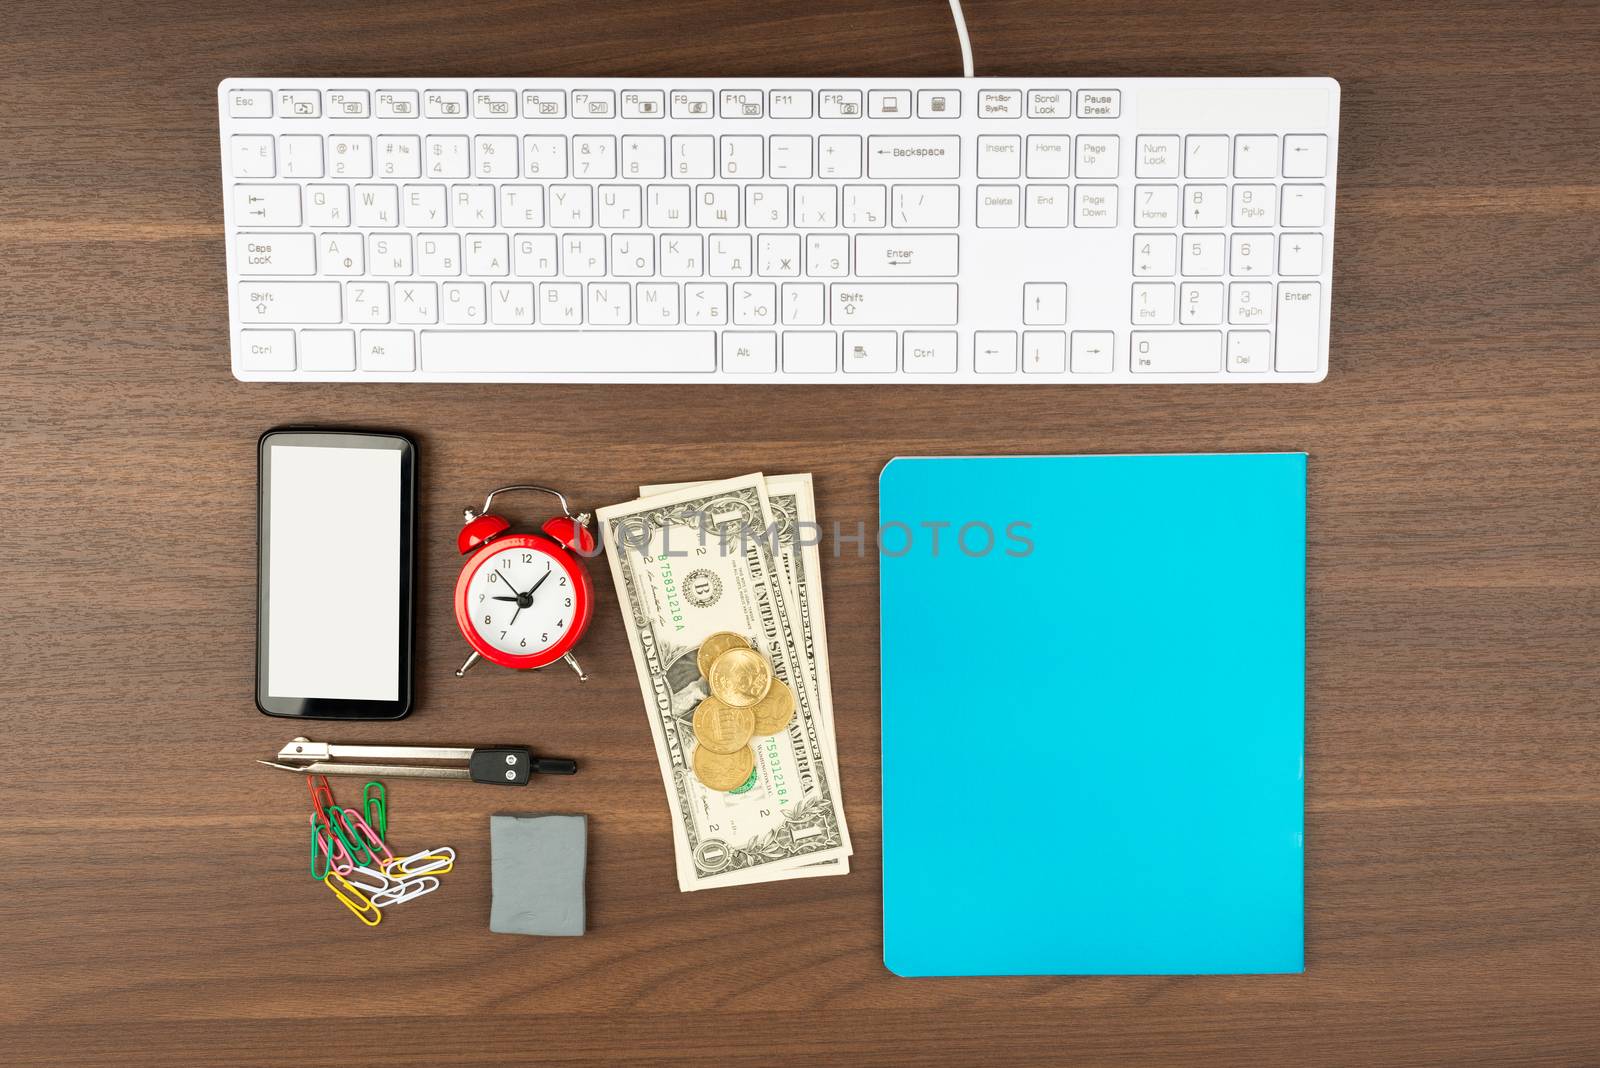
<box><xmin>219</xmin><ymin>77</ymin><xmax>1339</xmax><ymax>384</ymax></box>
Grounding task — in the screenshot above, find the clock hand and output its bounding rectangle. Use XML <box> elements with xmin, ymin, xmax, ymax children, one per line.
<box><xmin>494</xmin><ymin>568</ymin><xmax>524</xmax><ymax>595</ymax></box>
<box><xmin>509</xmin><ymin>605</ymin><xmax>522</xmax><ymax>627</ymax></box>
<box><xmin>491</xmin><ymin>595</ymin><xmax>521</xmax><ymax>602</ymax></box>
<box><xmin>527</xmin><ymin>566</ymin><xmax>554</xmax><ymax>595</ymax></box>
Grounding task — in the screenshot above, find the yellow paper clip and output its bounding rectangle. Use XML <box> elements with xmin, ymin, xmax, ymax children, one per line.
<box><xmin>325</xmin><ymin>870</ymin><xmax>383</xmax><ymax>927</ymax></box>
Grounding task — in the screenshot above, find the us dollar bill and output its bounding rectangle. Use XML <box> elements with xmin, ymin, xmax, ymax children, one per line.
<box><xmin>600</xmin><ymin>473</ymin><xmax>852</xmax><ymax>890</ymax></box>
<box><xmin>641</xmin><ymin>474</ymin><xmax>849</xmax><ymax>877</ymax></box>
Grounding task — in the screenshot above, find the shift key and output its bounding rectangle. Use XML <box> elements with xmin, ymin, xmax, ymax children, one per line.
<box><xmin>238</xmin><ymin>281</ymin><xmax>342</xmax><ymax>323</ymax></box>
<box><xmin>831</xmin><ymin>283</ymin><xmax>958</xmax><ymax>325</ymax></box>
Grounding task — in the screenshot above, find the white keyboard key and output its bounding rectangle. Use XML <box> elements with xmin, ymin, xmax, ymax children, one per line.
<box><xmin>466</xmin><ymin>233</ymin><xmax>511</xmax><ymax>275</ymax></box>
<box><xmin>564</xmin><ymin>234</ymin><xmax>606</xmax><ymax>276</ymax></box>
<box><xmin>395</xmin><ymin>282</ymin><xmax>438</xmax><ymax>324</ymax></box>
<box><xmin>376</xmin><ymin>90</ymin><xmax>420</xmax><ymax>119</ymax></box>
<box><xmin>1231</xmin><ymin>184</ymin><xmax>1276</xmax><ymax>227</ymax></box>
<box><xmin>974</xmin><ymin>331</ymin><xmax>1018</xmax><ymax>373</ymax></box>
<box><xmin>1131</xmin><ymin>331</ymin><xmax>1222</xmax><ymax>373</ymax></box>
<box><xmin>649</xmin><ymin>184</ymin><xmax>693</xmax><ymax>228</ymax></box>
<box><xmin>597</xmin><ymin>184</ymin><xmax>642</xmax><ymax>228</ymax></box>
<box><xmin>228</xmin><ymin>89</ymin><xmax>272</xmax><ymax>118</ymax></box>
<box><xmin>611</xmin><ymin>234</ymin><xmax>654</xmax><ymax>276</ymax></box>
<box><xmin>353</xmin><ymin>184</ymin><xmax>399</xmax><ymax>228</ymax></box>
<box><xmin>1076</xmin><ymin>136</ymin><xmax>1118</xmax><ymax>178</ymax></box>
<box><xmin>723</xmin><ymin>331</ymin><xmax>777</xmax><ymax>372</ymax></box>
<box><xmin>977</xmin><ymin>185</ymin><xmax>1021</xmax><ymax>228</ymax></box>
<box><xmin>720</xmin><ymin>135</ymin><xmax>763</xmax><ymax>178</ymax></box>
<box><xmin>1178</xmin><ymin>282</ymin><xmax>1224</xmax><ymax>325</ymax></box>
<box><xmin>514</xmin><ymin>234</ymin><xmax>557</xmax><ymax>276</ymax></box>
<box><xmin>869</xmin><ymin>89</ymin><xmax>911</xmax><ymax>118</ymax></box>
<box><xmin>794</xmin><ymin>185</ymin><xmax>836</xmax><ymax>228</ymax></box>
<box><xmin>782</xmin><ymin>282</ymin><xmax>825</xmax><ymax>325</ymax></box>
<box><xmin>572</xmin><ymin>90</ymin><xmax>614</xmax><ymax>118</ymax></box>
<box><xmin>441</xmin><ymin>282</ymin><xmax>486</xmax><ymax>324</ymax></box>
<box><xmin>370</xmin><ymin>234</ymin><xmax>413</xmax><ymax>275</ymax></box>
<box><xmin>1026</xmin><ymin>89</ymin><xmax>1070</xmax><ymax>118</ymax></box>
<box><xmin>231</xmin><ymin>135</ymin><xmax>274</xmax><ymax>177</ymax></box>
<box><xmin>237</xmin><ymin>233</ymin><xmax>314</xmax><ymax>274</ymax></box>
<box><xmin>1181</xmin><ymin>232</ymin><xmax>1225</xmax><ymax>276</ymax></box>
<box><xmin>418</xmin><ymin>233</ymin><xmax>461</xmax><ymax>275</ymax></box>
<box><xmin>768</xmin><ymin>90</ymin><xmax>812</xmax><ymax>118</ymax></box>
<box><xmin>548</xmin><ymin>185</ymin><xmax>593</xmax><ymax>227</ymax></box>
<box><xmin>420</xmin><ymin>331</ymin><xmax>716</xmax><ymax>374</ymax></box>
<box><xmin>1229</xmin><ymin>233</ymin><xmax>1272</xmax><ymax>277</ymax></box>
<box><xmin>278</xmin><ymin>135</ymin><xmax>323</xmax><ymax>178</ymax></box>
<box><xmin>842</xmin><ymin>185</ymin><xmax>886</xmax><ymax>229</ymax></box>
<box><xmin>1131</xmin><ymin>282</ymin><xmax>1175</xmax><ymax>325</ymax></box>
<box><xmin>818</xmin><ymin>136</ymin><xmax>862</xmax><ymax>179</ymax></box>
<box><xmin>321</xmin><ymin>233</ymin><xmax>365</xmax><ymax>278</ymax></box>
<box><xmin>745</xmin><ymin>184</ymin><xmax>789</xmax><ymax>227</ymax></box>
<box><xmin>1278</xmin><ymin>233</ymin><xmax>1324</xmax><ymax>276</ymax></box>
<box><xmin>238</xmin><ymin>329</ymin><xmax>295</xmax><ymax>370</ymax></box>
<box><xmin>587</xmin><ymin>282</ymin><xmax>630</xmax><ymax>325</ymax></box>
<box><xmin>671</xmin><ymin>90</ymin><xmax>714</xmax><ymax>119</ymax></box>
<box><xmin>328</xmin><ymin>136</ymin><xmax>372</xmax><ymax>178</ymax></box>
<box><xmin>400</xmin><ymin>185</ymin><xmax>444</xmax><ymax>228</ymax></box>
<box><xmin>450</xmin><ymin>185</ymin><xmax>495</xmax><ymax>227</ymax></box>
<box><xmin>807</xmin><ymin>235</ymin><xmax>849</xmax><ymax>277</ymax></box>
<box><xmin>867</xmin><ymin>137</ymin><xmax>960</xmax><ymax>179</ymax></box>
<box><xmin>376</xmin><ymin>135</ymin><xmax>421</xmax><ymax>178</ymax></box>
<box><xmin>818</xmin><ymin>90</ymin><xmax>862</xmax><ymax>118</ymax></box>
<box><xmin>1136</xmin><ymin>136</ymin><xmax>1180</xmax><ymax>178</ymax></box>
<box><xmin>783</xmin><ymin>331</ymin><xmax>835</xmax><ymax>372</ymax></box>
<box><xmin>620</xmin><ymin>90</ymin><xmax>665</xmax><ymax>119</ymax></box>
<box><xmin>424</xmin><ymin>136</ymin><xmax>467</xmax><ymax>178</ymax></box>
<box><xmin>769</xmin><ymin>135</ymin><xmax>813</xmax><ymax>179</ymax></box>
<box><xmin>522</xmin><ymin>90</ymin><xmax>565</xmax><ymax>118</ymax></box>
<box><xmin>758</xmin><ymin>234</ymin><xmax>801</xmax><ymax>276</ymax></box>
<box><xmin>1070</xmin><ymin>331</ymin><xmax>1114</xmax><ymax>373</ymax></box>
<box><xmin>661</xmin><ymin>234</ymin><xmax>704</xmax><ymax>276</ymax></box>
<box><xmin>916</xmin><ymin>90</ymin><xmax>960</xmax><ymax>118</ymax></box>
<box><xmin>855</xmin><ymin>234</ymin><xmax>958</xmax><ymax>276</ymax></box>
<box><xmin>891</xmin><ymin>185</ymin><xmax>960</xmax><ymax>227</ymax></box>
<box><xmin>499</xmin><ymin>185</ymin><xmax>543</xmax><ymax>228</ymax></box>
<box><xmin>1184</xmin><ymin>184</ymin><xmax>1228</xmax><ymax>228</ymax></box>
<box><xmin>424</xmin><ymin>90</ymin><xmax>467</xmax><ymax>118</ymax></box>
<box><xmin>521</xmin><ymin>136</ymin><xmax>566</xmax><ymax>178</ymax></box>
<box><xmin>326</xmin><ymin>90</ymin><xmax>370</xmax><ymax>118</ymax></box>
<box><xmin>1283</xmin><ymin>134</ymin><xmax>1329</xmax><ymax>178</ymax></box>
<box><xmin>1134</xmin><ymin>185</ymin><xmax>1180</xmax><ymax>227</ymax></box>
<box><xmin>1025</xmin><ymin>135</ymin><xmax>1071</xmax><ymax>178</ymax></box>
<box><xmin>1133</xmin><ymin>234</ymin><xmax>1178</xmax><ymax>277</ymax></box>
<box><xmin>346</xmin><ymin>281</ymin><xmax>392</xmax><ymax>328</ymax></box>
<box><xmin>635</xmin><ymin>282</ymin><xmax>680</xmax><ymax>325</ymax></box>
<box><xmin>1184</xmin><ymin>135</ymin><xmax>1229</xmax><ymax>178</ymax></box>
<box><xmin>234</xmin><ymin>184</ymin><xmax>300</xmax><ymax>226</ymax></box>
<box><xmin>903</xmin><ymin>331</ymin><xmax>957</xmax><ymax>372</ymax></box>
<box><xmin>475</xmin><ymin>135</ymin><xmax>518</xmax><ymax>178</ymax></box>
<box><xmin>540</xmin><ymin>282</ymin><xmax>583</xmax><ymax>324</ymax></box>
<box><xmin>842</xmin><ymin>331</ymin><xmax>896</xmax><ymax>373</ymax></box>
<box><xmin>301</xmin><ymin>329</ymin><xmax>357</xmax><ymax>370</ymax></box>
<box><xmin>1076</xmin><ymin>89</ymin><xmax>1120</xmax><ymax>118</ymax></box>
<box><xmin>572</xmin><ymin>135</ymin><xmax>616</xmax><ymax>179</ymax></box>
<box><xmin>1281</xmin><ymin>184</ymin><xmax>1327</xmax><ymax>227</ymax></box>
<box><xmin>977</xmin><ymin>89</ymin><xmax>1022</xmax><ymax>117</ymax></box>
<box><xmin>721</xmin><ymin>89</ymin><xmax>765</xmax><ymax>118</ymax></box>
<box><xmin>361</xmin><ymin>330</ymin><xmax>416</xmax><ymax>371</ymax></box>
<box><xmin>672</xmin><ymin>136</ymin><xmax>715</xmax><ymax>179</ymax></box>
<box><xmin>238</xmin><ymin>281</ymin><xmax>341</xmax><ymax>323</ymax></box>
<box><xmin>1228</xmin><ymin>281</ymin><xmax>1273</xmax><ymax>325</ymax></box>
<box><xmin>490</xmin><ymin>283</ymin><xmax>536</xmax><ymax>324</ymax></box>
<box><xmin>1022</xmin><ymin>282</ymin><xmax>1067</xmax><ymax>325</ymax></box>
<box><xmin>279</xmin><ymin>90</ymin><xmax>320</xmax><ymax>118</ymax></box>
<box><xmin>685</xmin><ymin>283</ymin><xmax>727</xmax><ymax>324</ymax></box>
<box><xmin>1021</xmin><ymin>331</ymin><xmax>1066</xmax><ymax>373</ymax></box>
<box><xmin>1275</xmin><ymin>283</ymin><xmax>1322</xmax><ymax>372</ymax></box>
<box><xmin>1075</xmin><ymin>186</ymin><xmax>1118</xmax><ymax>228</ymax></box>
<box><xmin>830</xmin><ymin>283</ymin><xmax>957</xmax><ymax>325</ymax></box>
<box><xmin>622</xmin><ymin>135</ymin><xmax>666</xmax><ymax>179</ymax></box>
<box><xmin>977</xmin><ymin>136</ymin><xmax>1022</xmax><ymax>179</ymax></box>
<box><xmin>305</xmin><ymin>184</ymin><xmax>351</xmax><ymax>227</ymax></box>
<box><xmin>709</xmin><ymin>234</ymin><xmax>752</xmax><ymax>277</ymax></box>
<box><xmin>1233</xmin><ymin>135</ymin><xmax>1278</xmax><ymax>178</ymax></box>
<box><xmin>1226</xmin><ymin>331</ymin><xmax>1271</xmax><ymax>373</ymax></box>
<box><xmin>1024</xmin><ymin>185</ymin><xmax>1069</xmax><ymax>228</ymax></box>
<box><xmin>734</xmin><ymin>282</ymin><xmax>777</xmax><ymax>324</ymax></box>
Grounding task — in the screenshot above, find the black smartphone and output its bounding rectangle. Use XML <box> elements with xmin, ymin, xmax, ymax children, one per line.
<box><xmin>256</xmin><ymin>429</ymin><xmax>416</xmax><ymax>719</ymax></box>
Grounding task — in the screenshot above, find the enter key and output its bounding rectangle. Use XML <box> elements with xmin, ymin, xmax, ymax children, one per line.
<box><xmin>854</xmin><ymin>235</ymin><xmax>960</xmax><ymax>277</ymax></box>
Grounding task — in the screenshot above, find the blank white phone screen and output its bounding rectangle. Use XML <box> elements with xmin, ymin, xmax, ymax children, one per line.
<box><xmin>267</xmin><ymin>444</ymin><xmax>400</xmax><ymax>700</ymax></box>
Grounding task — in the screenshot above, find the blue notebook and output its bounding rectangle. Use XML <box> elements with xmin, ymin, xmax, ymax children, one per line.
<box><xmin>880</xmin><ymin>453</ymin><xmax>1305</xmax><ymax>977</ymax></box>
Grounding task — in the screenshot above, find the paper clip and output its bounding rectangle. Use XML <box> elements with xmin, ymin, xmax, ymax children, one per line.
<box><xmin>311</xmin><ymin>811</ymin><xmax>354</xmax><ymax>876</ymax></box>
<box><xmin>344</xmin><ymin>864</ymin><xmax>396</xmax><ymax>896</ymax></box>
<box><xmin>325</xmin><ymin>871</ymin><xmax>382</xmax><ymax>927</ymax></box>
<box><xmin>307</xmin><ymin>774</ymin><xmax>336</xmax><ymax>820</ymax></box>
<box><xmin>328</xmin><ymin>806</ymin><xmax>374</xmax><ymax>867</ymax></box>
<box><xmin>370</xmin><ymin>874</ymin><xmax>441</xmax><ymax>908</ymax></box>
<box><xmin>363</xmin><ymin>781</ymin><xmax>387</xmax><ymax>840</ymax></box>
<box><xmin>344</xmin><ymin>806</ymin><xmax>393</xmax><ymax>864</ymax></box>
<box><xmin>383</xmin><ymin>846</ymin><xmax>456</xmax><ymax>879</ymax></box>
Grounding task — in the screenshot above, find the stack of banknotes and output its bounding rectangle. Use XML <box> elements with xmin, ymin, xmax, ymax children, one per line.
<box><xmin>598</xmin><ymin>473</ymin><xmax>852</xmax><ymax>892</ymax></box>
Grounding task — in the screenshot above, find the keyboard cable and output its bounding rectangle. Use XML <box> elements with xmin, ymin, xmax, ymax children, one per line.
<box><xmin>948</xmin><ymin>0</ymin><xmax>975</xmax><ymax>77</ymax></box>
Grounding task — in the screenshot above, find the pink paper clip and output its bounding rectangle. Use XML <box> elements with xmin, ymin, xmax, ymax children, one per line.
<box><xmin>310</xmin><ymin>811</ymin><xmax>354</xmax><ymax>875</ymax></box>
<box><xmin>344</xmin><ymin>807</ymin><xmax>394</xmax><ymax>864</ymax></box>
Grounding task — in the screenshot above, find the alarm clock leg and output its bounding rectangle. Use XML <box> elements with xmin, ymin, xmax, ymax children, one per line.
<box><xmin>563</xmin><ymin>652</ymin><xmax>589</xmax><ymax>682</ymax></box>
<box><xmin>455</xmin><ymin>651</ymin><xmax>482</xmax><ymax>678</ymax></box>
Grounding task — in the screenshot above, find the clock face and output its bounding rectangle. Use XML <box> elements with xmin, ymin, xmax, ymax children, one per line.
<box><xmin>463</xmin><ymin>541</ymin><xmax>581</xmax><ymax>658</ymax></box>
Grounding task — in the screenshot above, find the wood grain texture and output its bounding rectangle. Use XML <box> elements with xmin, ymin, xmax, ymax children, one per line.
<box><xmin>2</xmin><ymin>0</ymin><xmax>1598</xmax><ymax>1063</ymax></box>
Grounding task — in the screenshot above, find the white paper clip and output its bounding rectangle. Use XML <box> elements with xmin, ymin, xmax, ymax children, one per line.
<box><xmin>370</xmin><ymin>875</ymin><xmax>441</xmax><ymax>908</ymax></box>
<box><xmin>343</xmin><ymin>864</ymin><xmax>397</xmax><ymax>895</ymax></box>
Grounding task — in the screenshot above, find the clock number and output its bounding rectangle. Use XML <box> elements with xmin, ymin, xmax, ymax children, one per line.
<box><xmin>540</xmin><ymin>632</ymin><xmax>549</xmax><ymax>643</ymax></box>
<box><xmin>520</xmin><ymin>637</ymin><xmax>527</xmax><ymax>648</ymax></box>
<box><xmin>483</xmin><ymin>613</ymin><xmax>492</xmax><ymax>625</ymax></box>
<box><xmin>559</xmin><ymin>576</ymin><xmax>567</xmax><ymax>586</ymax></box>
<box><xmin>500</xmin><ymin>630</ymin><xmax>507</xmax><ymax>640</ymax></box>
<box><xmin>478</xmin><ymin>592</ymin><xmax>485</xmax><ymax>603</ymax></box>
<box><xmin>488</xmin><ymin>571</ymin><xmax>498</xmax><ymax>583</ymax></box>
<box><xmin>521</xmin><ymin>553</ymin><xmax>533</xmax><ymax>563</ymax></box>
<box><xmin>564</xmin><ymin>597</ymin><xmax>572</xmax><ymax>607</ymax></box>
<box><xmin>501</xmin><ymin>558</ymin><xmax>511</xmax><ymax>568</ymax></box>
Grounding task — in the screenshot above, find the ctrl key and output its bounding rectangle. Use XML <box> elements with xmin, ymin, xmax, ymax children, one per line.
<box><xmin>237</xmin><ymin>329</ymin><xmax>295</xmax><ymax>371</ymax></box>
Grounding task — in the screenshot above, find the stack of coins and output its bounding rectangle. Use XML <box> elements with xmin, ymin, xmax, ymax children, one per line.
<box><xmin>690</xmin><ymin>632</ymin><xmax>797</xmax><ymax>793</ymax></box>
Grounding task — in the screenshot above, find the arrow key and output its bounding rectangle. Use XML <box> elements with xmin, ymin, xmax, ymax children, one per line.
<box><xmin>1022</xmin><ymin>282</ymin><xmax>1067</xmax><ymax>325</ymax></box>
<box><xmin>974</xmin><ymin>330</ymin><xmax>1018</xmax><ymax>373</ymax></box>
<box><xmin>1070</xmin><ymin>331</ymin><xmax>1115</xmax><ymax>374</ymax></box>
<box><xmin>232</xmin><ymin>184</ymin><xmax>301</xmax><ymax>226</ymax></box>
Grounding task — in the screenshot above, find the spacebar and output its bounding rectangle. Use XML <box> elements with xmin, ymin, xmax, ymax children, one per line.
<box><xmin>420</xmin><ymin>331</ymin><xmax>717</xmax><ymax>374</ymax></box>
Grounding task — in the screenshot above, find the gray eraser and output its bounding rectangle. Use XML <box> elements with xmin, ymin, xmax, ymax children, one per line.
<box><xmin>489</xmin><ymin>813</ymin><xmax>587</xmax><ymax>936</ymax></box>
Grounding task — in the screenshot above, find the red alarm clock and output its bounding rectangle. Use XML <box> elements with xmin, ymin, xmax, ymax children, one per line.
<box><xmin>453</xmin><ymin>485</ymin><xmax>598</xmax><ymax>682</ymax></box>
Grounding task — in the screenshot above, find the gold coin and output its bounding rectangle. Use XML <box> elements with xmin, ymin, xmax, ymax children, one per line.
<box><xmin>707</xmin><ymin>646</ymin><xmax>772</xmax><ymax>707</ymax></box>
<box><xmin>696</xmin><ymin>631</ymin><xmax>751</xmax><ymax>678</ymax></box>
<box><xmin>692</xmin><ymin>744</ymin><xmax>756</xmax><ymax>792</ymax></box>
<box><xmin>748</xmin><ymin>677</ymin><xmax>796</xmax><ymax>735</ymax></box>
<box><xmin>692</xmin><ymin>696</ymin><xmax>755</xmax><ymax>755</ymax></box>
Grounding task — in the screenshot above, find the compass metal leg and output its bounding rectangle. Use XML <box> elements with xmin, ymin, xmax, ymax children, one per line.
<box><xmin>563</xmin><ymin>652</ymin><xmax>589</xmax><ymax>681</ymax></box>
<box><xmin>455</xmin><ymin>651</ymin><xmax>482</xmax><ymax>678</ymax></box>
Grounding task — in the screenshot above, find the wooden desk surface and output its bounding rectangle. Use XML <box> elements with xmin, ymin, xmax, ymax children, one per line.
<box><xmin>3</xmin><ymin>0</ymin><xmax>1598</xmax><ymax>1063</ymax></box>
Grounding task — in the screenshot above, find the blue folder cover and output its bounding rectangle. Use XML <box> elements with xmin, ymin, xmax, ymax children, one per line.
<box><xmin>880</xmin><ymin>453</ymin><xmax>1305</xmax><ymax>977</ymax></box>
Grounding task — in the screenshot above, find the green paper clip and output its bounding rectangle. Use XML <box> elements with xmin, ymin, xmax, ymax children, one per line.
<box><xmin>363</xmin><ymin>781</ymin><xmax>387</xmax><ymax>841</ymax></box>
<box><xmin>310</xmin><ymin>813</ymin><xmax>332</xmax><ymax>881</ymax></box>
<box><xmin>329</xmin><ymin>806</ymin><xmax>374</xmax><ymax>867</ymax></box>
